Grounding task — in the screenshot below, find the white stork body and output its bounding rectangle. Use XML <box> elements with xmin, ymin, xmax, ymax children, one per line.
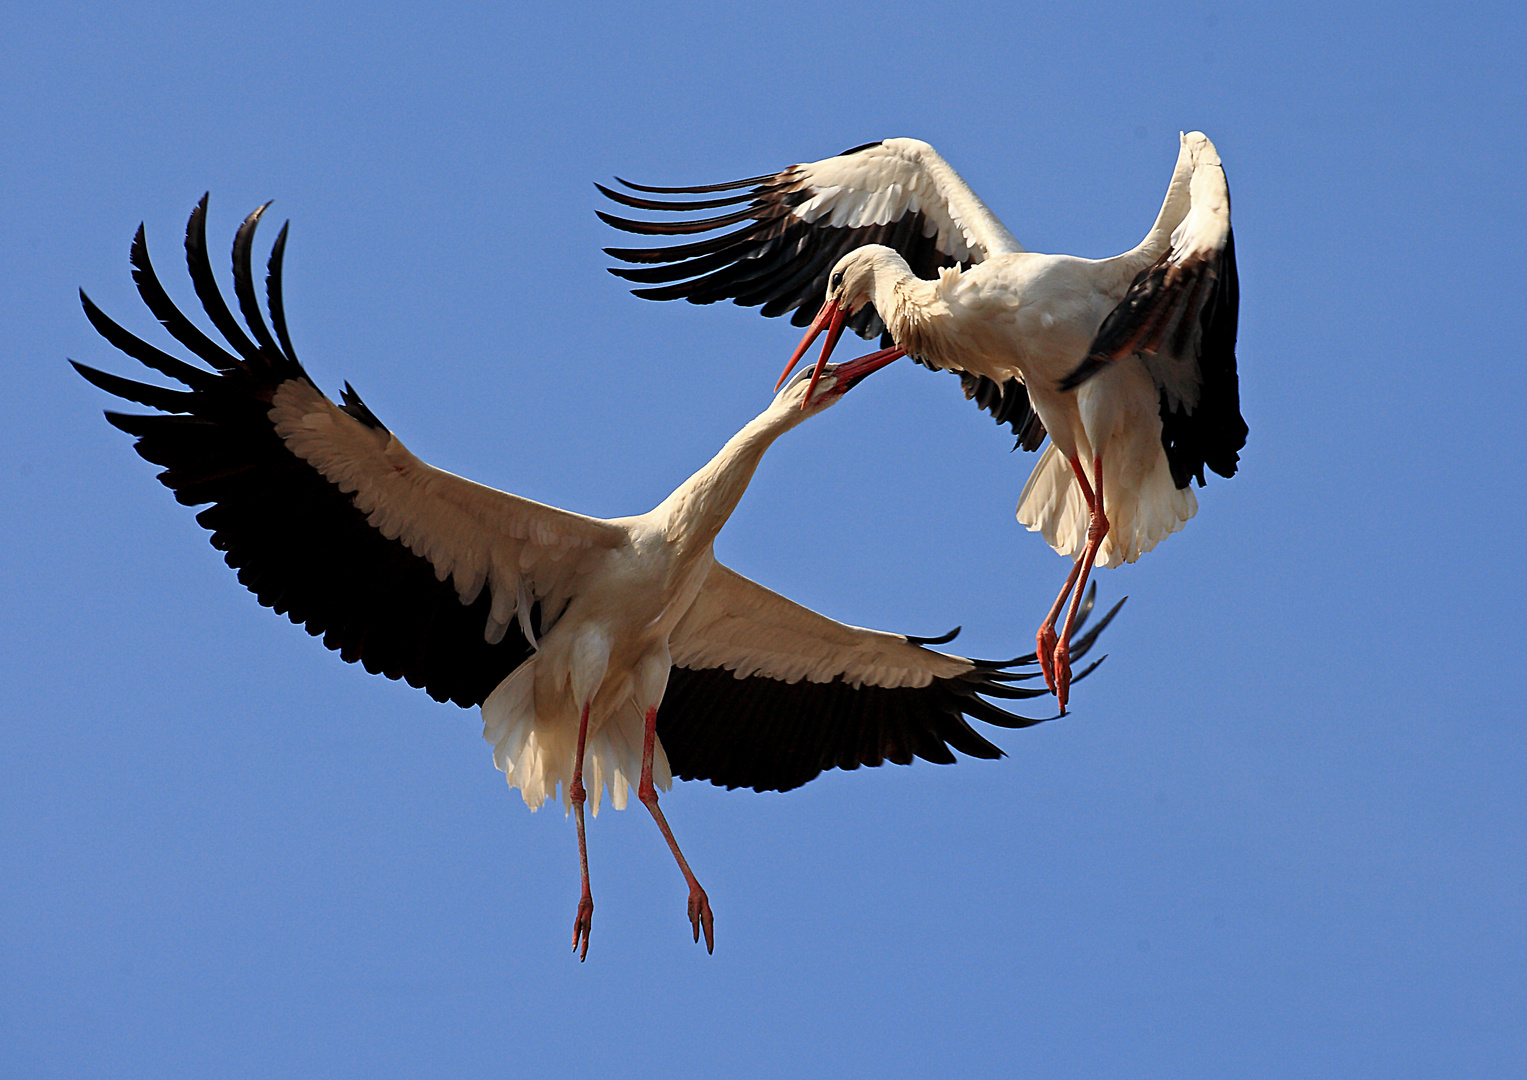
<box><xmin>475</xmin><ymin>396</ymin><xmax>823</xmax><ymax>817</ymax></box>
<box><xmin>601</xmin><ymin>131</ymin><xmax>1244</xmax><ymax>705</ymax></box>
<box><xmin>841</xmin><ymin>245</ymin><xmax>1196</xmax><ymax>568</ymax></box>
<box><xmin>76</xmin><ymin>198</ymin><xmax>1116</xmax><ymax>959</ymax></box>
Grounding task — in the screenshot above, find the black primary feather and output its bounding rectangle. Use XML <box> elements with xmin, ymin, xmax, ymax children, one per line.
<box><xmin>657</xmin><ymin>586</ymin><xmax>1122</xmax><ymax>793</ymax></box>
<box><xmin>75</xmin><ymin>198</ymin><xmax>535</xmax><ymax>708</ymax></box>
<box><xmin>1061</xmin><ymin>232</ymin><xmax>1246</xmax><ymax>488</ymax></box>
<box><xmin>600</xmin><ymin>152</ymin><xmax>1048</xmax><ymax>452</ymax></box>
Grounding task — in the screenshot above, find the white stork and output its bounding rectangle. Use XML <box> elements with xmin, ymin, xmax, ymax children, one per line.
<box><xmin>74</xmin><ymin>198</ymin><xmax>1119</xmax><ymax>960</ymax></box>
<box><xmin>600</xmin><ymin>131</ymin><xmax>1245</xmax><ymax>711</ymax></box>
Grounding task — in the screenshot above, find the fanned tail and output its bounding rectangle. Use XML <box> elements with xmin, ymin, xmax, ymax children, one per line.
<box><xmin>1016</xmin><ymin>443</ymin><xmax>1196</xmax><ymax>568</ymax></box>
<box><xmin>481</xmin><ymin>663</ymin><xmax>671</xmax><ymax>815</ymax></box>
<box><xmin>1017</xmin><ymin>445</ymin><xmax>1090</xmax><ymax>559</ymax></box>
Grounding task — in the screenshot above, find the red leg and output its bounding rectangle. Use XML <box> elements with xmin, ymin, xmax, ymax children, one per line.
<box><xmin>569</xmin><ymin>701</ymin><xmax>594</xmax><ymax>961</ymax></box>
<box><xmin>1037</xmin><ymin>455</ymin><xmax>1097</xmax><ymax>696</ymax></box>
<box><xmin>1053</xmin><ymin>454</ymin><xmax>1108</xmax><ymax>713</ymax></box>
<box><xmin>638</xmin><ymin>705</ymin><xmax>714</xmax><ymax>953</ymax></box>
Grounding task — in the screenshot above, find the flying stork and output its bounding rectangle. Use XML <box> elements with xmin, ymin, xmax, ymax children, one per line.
<box><xmin>73</xmin><ymin>198</ymin><xmax>1119</xmax><ymax>960</ymax></box>
<box><xmin>599</xmin><ymin>131</ymin><xmax>1245</xmax><ymax>711</ymax></box>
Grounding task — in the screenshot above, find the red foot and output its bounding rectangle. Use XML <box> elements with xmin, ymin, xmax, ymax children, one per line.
<box><xmin>1036</xmin><ymin>624</ymin><xmax>1059</xmax><ymax>696</ymax></box>
<box><xmin>1052</xmin><ymin>639</ymin><xmax>1072</xmax><ymax>715</ymax></box>
<box><xmin>689</xmin><ymin>886</ymin><xmax>715</xmax><ymax>953</ymax></box>
<box><xmin>572</xmin><ymin>894</ymin><xmax>594</xmax><ymax>961</ymax></box>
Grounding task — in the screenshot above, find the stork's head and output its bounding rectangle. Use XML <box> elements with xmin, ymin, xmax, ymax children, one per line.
<box><xmin>769</xmin><ymin>345</ymin><xmax>903</xmax><ymax>418</ymax></box>
<box><xmin>774</xmin><ymin>245</ymin><xmax>908</xmax><ymax>407</ymax></box>
<box><xmin>824</xmin><ymin>245</ymin><xmax>901</xmax><ymax>316</ymax></box>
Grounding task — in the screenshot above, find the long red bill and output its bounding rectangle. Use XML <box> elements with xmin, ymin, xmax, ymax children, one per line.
<box><xmin>801</xmin><ymin>305</ymin><xmax>849</xmax><ymax>407</ymax></box>
<box><xmin>776</xmin><ymin>299</ymin><xmax>838</xmax><ymax>391</ymax></box>
<box><xmin>829</xmin><ymin>344</ymin><xmax>906</xmax><ymax>390</ymax></box>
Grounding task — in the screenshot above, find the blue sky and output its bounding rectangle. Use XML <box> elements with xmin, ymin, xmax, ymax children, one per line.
<box><xmin>3</xmin><ymin>2</ymin><xmax>1524</xmax><ymax>1076</ymax></box>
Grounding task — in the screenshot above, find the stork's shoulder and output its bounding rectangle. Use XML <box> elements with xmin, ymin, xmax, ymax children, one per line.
<box><xmin>598</xmin><ymin>513</ymin><xmax>664</xmax><ymax>558</ymax></box>
<box><xmin>961</xmin><ymin>252</ymin><xmax>1112</xmax><ymax>308</ymax></box>
<box><xmin>875</xmin><ymin>137</ymin><xmax>942</xmax><ymax>164</ymax></box>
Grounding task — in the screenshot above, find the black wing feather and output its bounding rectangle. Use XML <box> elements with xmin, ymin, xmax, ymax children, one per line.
<box><xmin>657</xmin><ymin>589</ymin><xmax>1121</xmax><ymax>793</ymax></box>
<box><xmin>1062</xmin><ymin>230</ymin><xmax>1246</xmax><ymax>488</ymax></box>
<box><xmin>954</xmin><ymin>370</ymin><xmax>1047</xmax><ymax>449</ymax></box>
<box><xmin>230</xmin><ymin>202</ymin><xmax>286</xmax><ymax>362</ymax></box>
<box><xmin>183</xmin><ymin>194</ymin><xmax>264</xmax><ymax>365</ymax></box>
<box><xmin>76</xmin><ymin>198</ymin><xmax>534</xmax><ymax>709</ymax></box>
<box><xmin>265</xmin><ymin>221</ymin><xmax>301</xmax><ymax>366</ymax></box>
<box><xmin>129</xmin><ymin>222</ymin><xmax>244</xmax><ymax>373</ymax></box>
<box><xmin>1159</xmin><ymin>231</ymin><xmax>1245</xmax><ymax>487</ymax></box>
<box><xmin>600</xmin><ymin>153</ymin><xmax>1045</xmax><ymax>446</ymax></box>
<box><xmin>79</xmin><ymin>291</ymin><xmax>221</xmax><ymax>393</ymax></box>
<box><xmin>594</xmin><ymin>183</ymin><xmax>759</xmax><ymax>213</ymax></box>
<box><xmin>613</xmin><ymin>172</ymin><xmax>777</xmax><ymax>195</ymax></box>
<box><xmin>598</xmin><ymin>154</ymin><xmax>965</xmax><ymax>341</ymax></box>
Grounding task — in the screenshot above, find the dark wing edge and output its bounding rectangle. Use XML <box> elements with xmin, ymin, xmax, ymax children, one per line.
<box><xmin>73</xmin><ymin>196</ymin><xmax>534</xmax><ymax>709</ymax></box>
<box><xmin>1061</xmin><ymin>234</ymin><xmax>1246</xmax><ymax>489</ymax></box>
<box><xmin>954</xmin><ymin>369</ymin><xmax>1047</xmax><ymax>450</ymax></box>
<box><xmin>1160</xmin><ymin>229</ymin><xmax>1245</xmax><ymax>487</ymax></box>
<box><xmin>598</xmin><ymin>142</ymin><xmax>964</xmax><ymax>341</ymax></box>
<box><xmin>657</xmin><ymin>586</ymin><xmax>1123</xmax><ymax>793</ymax></box>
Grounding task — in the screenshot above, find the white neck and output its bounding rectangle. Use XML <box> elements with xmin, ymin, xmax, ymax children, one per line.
<box><xmin>864</xmin><ymin>251</ymin><xmax>954</xmax><ymax>367</ymax></box>
<box><xmin>652</xmin><ymin>398</ymin><xmax>811</xmax><ymax>552</ymax></box>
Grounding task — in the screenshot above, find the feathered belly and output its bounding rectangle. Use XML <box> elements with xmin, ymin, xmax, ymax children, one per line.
<box><xmin>476</xmin><ymin>547</ymin><xmax>697</xmax><ymax>818</ymax></box>
<box><xmin>1018</xmin><ymin>363</ymin><xmax>1197</xmax><ymax>565</ymax></box>
<box><xmin>481</xmin><ymin>660</ymin><xmax>674</xmax><ymax>816</ymax></box>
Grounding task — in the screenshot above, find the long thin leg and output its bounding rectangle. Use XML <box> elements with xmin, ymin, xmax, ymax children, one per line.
<box><xmin>1054</xmin><ymin>453</ymin><xmax>1109</xmax><ymax>713</ymax></box>
<box><xmin>638</xmin><ymin>705</ymin><xmax>714</xmax><ymax>953</ymax></box>
<box><xmin>1037</xmin><ymin>454</ymin><xmax>1098</xmax><ymax>695</ymax></box>
<box><xmin>569</xmin><ymin>701</ymin><xmax>594</xmax><ymax>961</ymax></box>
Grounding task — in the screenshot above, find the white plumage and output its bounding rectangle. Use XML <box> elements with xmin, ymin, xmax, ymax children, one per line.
<box><xmin>603</xmin><ymin>130</ymin><xmax>1245</xmax><ymax>710</ymax></box>
<box><xmin>76</xmin><ymin>197</ymin><xmax>1117</xmax><ymax>960</ymax></box>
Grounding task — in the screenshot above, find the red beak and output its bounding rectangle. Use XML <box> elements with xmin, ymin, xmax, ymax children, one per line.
<box><xmin>827</xmin><ymin>343</ymin><xmax>906</xmax><ymax>392</ymax></box>
<box><xmin>776</xmin><ymin>299</ymin><xmax>849</xmax><ymax>396</ymax></box>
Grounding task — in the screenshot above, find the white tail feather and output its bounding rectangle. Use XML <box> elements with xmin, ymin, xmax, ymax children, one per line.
<box><xmin>1017</xmin><ymin>445</ymin><xmax>1089</xmax><ymax>559</ymax></box>
<box><xmin>1017</xmin><ymin>443</ymin><xmax>1196</xmax><ymax>568</ymax></box>
<box><xmin>481</xmin><ymin>660</ymin><xmax>671</xmax><ymax>815</ymax></box>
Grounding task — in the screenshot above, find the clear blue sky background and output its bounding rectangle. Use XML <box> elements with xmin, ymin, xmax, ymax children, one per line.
<box><xmin>3</xmin><ymin>2</ymin><xmax>1523</xmax><ymax>1076</ymax></box>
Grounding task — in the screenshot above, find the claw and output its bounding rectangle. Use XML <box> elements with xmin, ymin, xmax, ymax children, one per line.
<box><xmin>572</xmin><ymin>895</ymin><xmax>594</xmax><ymax>962</ymax></box>
<box><xmin>1036</xmin><ymin>624</ymin><xmax>1059</xmax><ymax>696</ymax></box>
<box><xmin>689</xmin><ymin>887</ymin><xmax>715</xmax><ymax>953</ymax></box>
<box><xmin>1052</xmin><ymin>639</ymin><xmax>1072</xmax><ymax>715</ymax></box>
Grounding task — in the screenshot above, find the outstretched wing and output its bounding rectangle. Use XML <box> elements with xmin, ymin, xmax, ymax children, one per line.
<box><xmin>658</xmin><ymin>563</ymin><xmax>1121</xmax><ymax>793</ymax></box>
<box><xmin>601</xmin><ymin>138</ymin><xmax>1043</xmax><ymax>443</ymax></box>
<box><xmin>600</xmin><ymin>138</ymin><xmax>1023</xmax><ymax>339</ymax></box>
<box><xmin>1063</xmin><ymin>132</ymin><xmax>1247</xmax><ymax>487</ymax></box>
<box><xmin>75</xmin><ymin>197</ymin><xmax>627</xmax><ymax>708</ymax></box>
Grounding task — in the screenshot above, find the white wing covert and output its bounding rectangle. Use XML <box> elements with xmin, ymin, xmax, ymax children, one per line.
<box><xmin>601</xmin><ymin>138</ymin><xmax>1044</xmax><ymax>443</ymax></box>
<box><xmin>599</xmin><ymin>138</ymin><xmax>1023</xmax><ymax>341</ymax></box>
<box><xmin>670</xmin><ymin>561</ymin><xmax>970</xmax><ymax>688</ymax></box>
<box><xmin>656</xmin><ymin>563</ymin><xmax>1120</xmax><ymax>793</ymax></box>
<box><xmin>270</xmin><ymin>378</ymin><xmax>625</xmax><ymax>646</ymax></box>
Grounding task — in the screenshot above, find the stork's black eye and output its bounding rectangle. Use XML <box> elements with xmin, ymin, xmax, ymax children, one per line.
<box><xmin>830</xmin><ymin>270</ymin><xmax>844</xmax><ymax>290</ymax></box>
